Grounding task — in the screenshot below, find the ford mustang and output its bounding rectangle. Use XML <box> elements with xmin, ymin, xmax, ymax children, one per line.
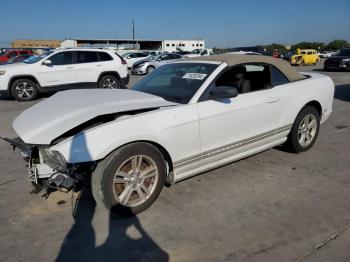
<box><xmin>3</xmin><ymin>54</ymin><xmax>334</xmax><ymax>216</ymax></box>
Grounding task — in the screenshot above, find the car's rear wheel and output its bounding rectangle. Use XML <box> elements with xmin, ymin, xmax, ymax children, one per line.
<box><xmin>146</xmin><ymin>66</ymin><xmax>155</xmax><ymax>74</ymax></box>
<box><xmin>91</xmin><ymin>142</ymin><xmax>166</xmax><ymax>217</ymax></box>
<box><xmin>286</xmin><ymin>105</ymin><xmax>320</xmax><ymax>153</ymax></box>
<box><xmin>99</xmin><ymin>75</ymin><xmax>121</xmax><ymax>89</ymax></box>
<box><xmin>10</xmin><ymin>78</ymin><xmax>38</xmax><ymax>101</ymax></box>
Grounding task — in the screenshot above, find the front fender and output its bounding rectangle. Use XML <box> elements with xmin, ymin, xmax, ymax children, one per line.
<box><xmin>51</xmin><ymin>104</ymin><xmax>200</xmax><ymax>165</ymax></box>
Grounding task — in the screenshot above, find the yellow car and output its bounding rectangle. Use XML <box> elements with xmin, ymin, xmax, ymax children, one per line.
<box><xmin>290</xmin><ymin>49</ymin><xmax>320</xmax><ymax>66</ymax></box>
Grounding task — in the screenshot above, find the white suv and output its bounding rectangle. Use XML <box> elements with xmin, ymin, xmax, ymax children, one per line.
<box><xmin>0</xmin><ymin>48</ymin><xmax>129</xmax><ymax>101</ymax></box>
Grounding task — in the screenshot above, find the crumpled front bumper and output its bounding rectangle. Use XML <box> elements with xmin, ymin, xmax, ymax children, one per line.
<box><xmin>1</xmin><ymin>137</ymin><xmax>67</xmax><ymax>183</ymax></box>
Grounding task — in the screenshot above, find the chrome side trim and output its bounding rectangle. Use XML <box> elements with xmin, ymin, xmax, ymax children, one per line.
<box><xmin>173</xmin><ymin>124</ymin><xmax>292</xmax><ymax>168</ymax></box>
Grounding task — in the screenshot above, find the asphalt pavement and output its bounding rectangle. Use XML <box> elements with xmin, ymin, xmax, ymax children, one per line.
<box><xmin>0</xmin><ymin>61</ymin><xmax>349</xmax><ymax>262</ymax></box>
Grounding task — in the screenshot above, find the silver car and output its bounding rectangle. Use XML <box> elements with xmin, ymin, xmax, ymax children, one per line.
<box><xmin>131</xmin><ymin>53</ymin><xmax>182</xmax><ymax>75</ymax></box>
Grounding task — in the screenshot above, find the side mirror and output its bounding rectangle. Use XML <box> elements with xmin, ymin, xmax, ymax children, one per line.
<box><xmin>209</xmin><ymin>86</ymin><xmax>238</xmax><ymax>100</ymax></box>
<box><xmin>43</xmin><ymin>59</ymin><xmax>52</xmax><ymax>66</ymax></box>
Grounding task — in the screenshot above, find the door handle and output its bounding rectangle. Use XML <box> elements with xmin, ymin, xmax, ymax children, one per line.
<box><xmin>66</xmin><ymin>66</ymin><xmax>74</xmax><ymax>69</ymax></box>
<box><xmin>96</xmin><ymin>64</ymin><xmax>103</xmax><ymax>67</ymax></box>
<box><xmin>266</xmin><ymin>97</ymin><xmax>279</xmax><ymax>103</ymax></box>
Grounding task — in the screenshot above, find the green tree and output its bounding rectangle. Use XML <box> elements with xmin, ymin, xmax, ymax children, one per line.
<box><xmin>325</xmin><ymin>39</ymin><xmax>348</xmax><ymax>50</ymax></box>
<box><xmin>264</xmin><ymin>43</ymin><xmax>287</xmax><ymax>53</ymax></box>
<box><xmin>291</xmin><ymin>42</ymin><xmax>325</xmax><ymax>50</ymax></box>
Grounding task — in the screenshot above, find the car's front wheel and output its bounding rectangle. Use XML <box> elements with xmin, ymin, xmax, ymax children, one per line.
<box><xmin>146</xmin><ymin>66</ymin><xmax>155</xmax><ymax>74</ymax></box>
<box><xmin>91</xmin><ymin>142</ymin><xmax>166</xmax><ymax>217</ymax></box>
<box><xmin>99</xmin><ymin>75</ymin><xmax>122</xmax><ymax>89</ymax></box>
<box><xmin>10</xmin><ymin>78</ymin><xmax>38</xmax><ymax>101</ymax></box>
<box><xmin>286</xmin><ymin>105</ymin><xmax>320</xmax><ymax>153</ymax></box>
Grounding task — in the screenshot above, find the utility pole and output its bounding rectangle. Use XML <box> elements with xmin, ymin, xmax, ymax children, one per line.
<box><xmin>132</xmin><ymin>19</ymin><xmax>135</xmax><ymax>40</ymax></box>
<box><xmin>132</xmin><ymin>19</ymin><xmax>135</xmax><ymax>49</ymax></box>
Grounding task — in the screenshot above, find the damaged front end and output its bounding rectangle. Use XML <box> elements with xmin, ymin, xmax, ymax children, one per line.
<box><xmin>1</xmin><ymin>137</ymin><xmax>94</xmax><ymax>197</ymax></box>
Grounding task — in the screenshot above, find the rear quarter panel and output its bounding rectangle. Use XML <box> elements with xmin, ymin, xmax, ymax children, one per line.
<box><xmin>274</xmin><ymin>72</ymin><xmax>334</xmax><ymax>129</ymax></box>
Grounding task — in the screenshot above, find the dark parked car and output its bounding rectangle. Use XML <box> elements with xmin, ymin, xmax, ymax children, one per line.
<box><xmin>173</xmin><ymin>51</ymin><xmax>191</xmax><ymax>56</ymax></box>
<box><xmin>324</xmin><ymin>48</ymin><xmax>350</xmax><ymax>71</ymax></box>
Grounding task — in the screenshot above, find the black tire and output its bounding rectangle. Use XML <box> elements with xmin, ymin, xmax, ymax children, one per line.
<box><xmin>10</xmin><ymin>78</ymin><xmax>38</xmax><ymax>101</ymax></box>
<box><xmin>91</xmin><ymin>142</ymin><xmax>166</xmax><ymax>217</ymax></box>
<box><xmin>286</xmin><ymin>105</ymin><xmax>320</xmax><ymax>153</ymax></box>
<box><xmin>98</xmin><ymin>75</ymin><xmax>122</xmax><ymax>89</ymax></box>
<box><xmin>146</xmin><ymin>66</ymin><xmax>155</xmax><ymax>74</ymax></box>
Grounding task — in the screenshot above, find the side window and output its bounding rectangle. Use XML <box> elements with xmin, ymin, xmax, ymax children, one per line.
<box><xmin>129</xmin><ymin>53</ymin><xmax>137</xmax><ymax>58</ymax></box>
<box><xmin>19</xmin><ymin>51</ymin><xmax>27</xmax><ymax>55</ymax></box>
<box><xmin>49</xmin><ymin>52</ymin><xmax>73</xmax><ymax>65</ymax></box>
<box><xmin>307</xmin><ymin>51</ymin><xmax>312</xmax><ymax>55</ymax></box>
<box><xmin>270</xmin><ymin>66</ymin><xmax>289</xmax><ymax>86</ymax></box>
<box><xmin>170</xmin><ymin>54</ymin><xmax>181</xmax><ymax>59</ymax></box>
<box><xmin>76</xmin><ymin>51</ymin><xmax>98</xmax><ymax>63</ymax></box>
<box><xmin>98</xmin><ymin>52</ymin><xmax>113</xmax><ymax>61</ymax></box>
<box><xmin>8</xmin><ymin>52</ymin><xmax>17</xmax><ymax>58</ymax></box>
<box><xmin>214</xmin><ymin>63</ymin><xmax>271</xmax><ymax>94</ymax></box>
<box><xmin>138</xmin><ymin>53</ymin><xmax>148</xmax><ymax>58</ymax></box>
<box><xmin>160</xmin><ymin>54</ymin><xmax>171</xmax><ymax>60</ymax></box>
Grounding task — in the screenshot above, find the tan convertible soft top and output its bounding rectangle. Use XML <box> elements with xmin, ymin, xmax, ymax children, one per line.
<box><xmin>188</xmin><ymin>54</ymin><xmax>305</xmax><ymax>82</ymax></box>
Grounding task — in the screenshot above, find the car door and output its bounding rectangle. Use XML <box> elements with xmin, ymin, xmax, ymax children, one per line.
<box><xmin>197</xmin><ymin>63</ymin><xmax>283</xmax><ymax>164</ymax></box>
<box><xmin>74</xmin><ymin>51</ymin><xmax>100</xmax><ymax>83</ymax></box>
<box><xmin>38</xmin><ymin>51</ymin><xmax>75</xmax><ymax>87</ymax></box>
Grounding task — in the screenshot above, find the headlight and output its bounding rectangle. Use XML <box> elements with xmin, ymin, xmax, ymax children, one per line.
<box><xmin>39</xmin><ymin>148</ymin><xmax>67</xmax><ymax>172</ymax></box>
<box><xmin>342</xmin><ymin>58</ymin><xmax>350</xmax><ymax>62</ymax></box>
<box><xmin>0</xmin><ymin>70</ymin><xmax>6</xmax><ymax>75</ymax></box>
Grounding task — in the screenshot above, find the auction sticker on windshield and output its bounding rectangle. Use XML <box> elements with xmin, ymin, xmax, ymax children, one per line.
<box><xmin>182</xmin><ymin>73</ymin><xmax>207</xmax><ymax>80</ymax></box>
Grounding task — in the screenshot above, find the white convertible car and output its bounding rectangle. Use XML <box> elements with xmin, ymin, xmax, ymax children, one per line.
<box><xmin>4</xmin><ymin>54</ymin><xmax>334</xmax><ymax>216</ymax></box>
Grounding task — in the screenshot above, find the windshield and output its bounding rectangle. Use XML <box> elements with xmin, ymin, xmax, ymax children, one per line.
<box><xmin>24</xmin><ymin>51</ymin><xmax>53</xmax><ymax>64</ymax></box>
<box><xmin>335</xmin><ymin>49</ymin><xmax>350</xmax><ymax>56</ymax></box>
<box><xmin>147</xmin><ymin>55</ymin><xmax>160</xmax><ymax>61</ymax></box>
<box><xmin>132</xmin><ymin>63</ymin><xmax>218</xmax><ymax>104</ymax></box>
<box><xmin>121</xmin><ymin>52</ymin><xmax>131</xmax><ymax>58</ymax></box>
<box><xmin>191</xmin><ymin>49</ymin><xmax>201</xmax><ymax>54</ymax></box>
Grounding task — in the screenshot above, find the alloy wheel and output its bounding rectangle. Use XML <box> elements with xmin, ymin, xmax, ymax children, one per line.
<box><xmin>298</xmin><ymin>114</ymin><xmax>317</xmax><ymax>147</ymax></box>
<box><xmin>103</xmin><ymin>78</ymin><xmax>119</xmax><ymax>89</ymax></box>
<box><xmin>15</xmin><ymin>82</ymin><xmax>34</xmax><ymax>98</ymax></box>
<box><xmin>112</xmin><ymin>155</ymin><xmax>158</xmax><ymax>207</ymax></box>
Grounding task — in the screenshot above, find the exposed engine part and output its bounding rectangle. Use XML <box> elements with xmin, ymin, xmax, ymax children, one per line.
<box><xmin>42</xmin><ymin>173</ymin><xmax>76</xmax><ymax>199</ymax></box>
<box><xmin>50</xmin><ymin>173</ymin><xmax>75</xmax><ymax>189</ymax></box>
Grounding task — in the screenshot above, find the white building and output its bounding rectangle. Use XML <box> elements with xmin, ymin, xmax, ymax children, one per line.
<box><xmin>60</xmin><ymin>39</ymin><xmax>205</xmax><ymax>52</ymax></box>
<box><xmin>162</xmin><ymin>40</ymin><xmax>205</xmax><ymax>52</ymax></box>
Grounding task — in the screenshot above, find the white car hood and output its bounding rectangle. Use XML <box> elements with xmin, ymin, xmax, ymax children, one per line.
<box><xmin>0</xmin><ymin>62</ymin><xmax>32</xmax><ymax>69</ymax></box>
<box><xmin>13</xmin><ymin>89</ymin><xmax>176</xmax><ymax>144</ymax></box>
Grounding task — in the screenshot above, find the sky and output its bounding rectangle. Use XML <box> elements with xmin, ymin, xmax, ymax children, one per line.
<box><xmin>1</xmin><ymin>0</ymin><xmax>350</xmax><ymax>48</ymax></box>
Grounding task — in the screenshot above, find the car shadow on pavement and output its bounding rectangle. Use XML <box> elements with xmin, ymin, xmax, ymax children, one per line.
<box><xmin>56</xmin><ymin>188</ymin><xmax>169</xmax><ymax>262</ymax></box>
<box><xmin>56</xmin><ymin>133</ymin><xmax>169</xmax><ymax>262</ymax></box>
<box><xmin>0</xmin><ymin>91</ymin><xmax>14</xmax><ymax>101</ymax></box>
<box><xmin>334</xmin><ymin>84</ymin><xmax>350</xmax><ymax>102</ymax></box>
